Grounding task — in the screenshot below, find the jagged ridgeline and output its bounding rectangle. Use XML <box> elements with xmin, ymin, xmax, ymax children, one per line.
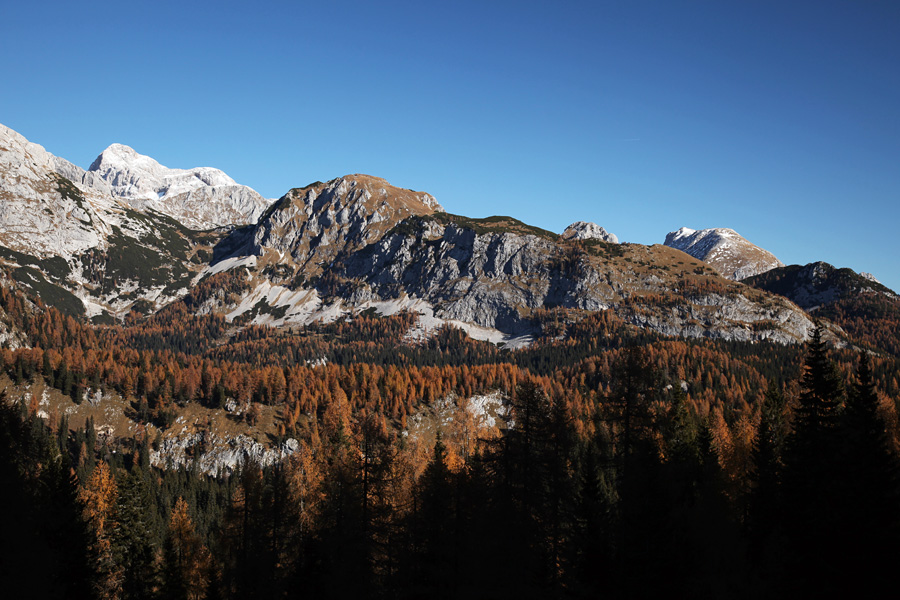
<box><xmin>0</xmin><ymin>122</ymin><xmax>822</xmax><ymax>343</ymax></box>
<box><xmin>2</xmin><ymin>122</ymin><xmax>900</xmax><ymax>598</ymax></box>
<box><xmin>191</xmin><ymin>175</ymin><xmax>813</xmax><ymax>345</ymax></box>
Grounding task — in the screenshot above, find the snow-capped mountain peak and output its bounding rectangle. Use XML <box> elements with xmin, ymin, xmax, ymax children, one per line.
<box><xmin>89</xmin><ymin>143</ymin><xmax>269</xmax><ymax>229</ymax></box>
<box><xmin>664</xmin><ymin>226</ymin><xmax>783</xmax><ymax>280</ymax></box>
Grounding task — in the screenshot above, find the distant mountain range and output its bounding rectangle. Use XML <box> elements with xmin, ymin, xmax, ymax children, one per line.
<box><xmin>1</xmin><ymin>122</ymin><xmax>896</xmax><ymax>349</ymax></box>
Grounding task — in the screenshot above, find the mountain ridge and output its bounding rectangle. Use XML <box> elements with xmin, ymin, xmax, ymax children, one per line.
<box><xmin>0</xmin><ymin>122</ymin><xmax>835</xmax><ymax>347</ymax></box>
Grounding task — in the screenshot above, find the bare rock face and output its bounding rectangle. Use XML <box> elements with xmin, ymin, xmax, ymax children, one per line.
<box><xmin>0</xmin><ymin>123</ymin><xmax>234</xmax><ymax>318</ymax></box>
<box><xmin>329</xmin><ymin>218</ymin><xmax>812</xmax><ymax>343</ymax></box>
<box><xmin>248</xmin><ymin>174</ymin><xmax>444</xmax><ymax>277</ymax></box>
<box><xmin>664</xmin><ymin>227</ymin><xmax>783</xmax><ymax>280</ymax></box>
<box><xmin>0</xmin><ymin>122</ymin><xmax>820</xmax><ymax>346</ymax></box>
<box><xmin>0</xmin><ymin>122</ymin><xmax>111</xmax><ymax>259</ymax></box>
<box><xmin>860</xmin><ymin>272</ymin><xmax>882</xmax><ymax>285</ymax></box>
<box><xmin>207</xmin><ymin>191</ymin><xmax>815</xmax><ymax>345</ymax></box>
<box><xmin>342</xmin><ymin>224</ymin><xmax>562</xmax><ymax>331</ymax></box>
<box><xmin>89</xmin><ymin>143</ymin><xmax>271</xmax><ymax>229</ymax></box>
<box><xmin>151</xmin><ymin>431</ymin><xmax>299</xmax><ymax>475</ymax></box>
<box><xmin>561</xmin><ymin>221</ymin><xmax>618</xmax><ymax>244</ymax></box>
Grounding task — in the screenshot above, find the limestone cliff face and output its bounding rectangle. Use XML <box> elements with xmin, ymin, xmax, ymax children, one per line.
<box><xmin>341</xmin><ymin>224</ymin><xmax>567</xmax><ymax>331</ymax></box>
<box><xmin>0</xmin><ymin>122</ymin><xmax>817</xmax><ymax>345</ymax></box>
<box><xmin>248</xmin><ymin>174</ymin><xmax>443</xmax><ymax>277</ymax></box>
<box><xmin>0</xmin><ymin>123</ymin><xmax>113</xmax><ymax>259</ymax></box>
<box><xmin>0</xmin><ymin>123</ymin><xmax>224</xmax><ymax>318</ymax></box>
<box><xmin>325</xmin><ymin>218</ymin><xmax>812</xmax><ymax>343</ymax></box>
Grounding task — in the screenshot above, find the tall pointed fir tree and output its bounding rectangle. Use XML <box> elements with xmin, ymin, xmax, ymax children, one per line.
<box><xmin>832</xmin><ymin>351</ymin><xmax>900</xmax><ymax>596</ymax></box>
<box><xmin>781</xmin><ymin>322</ymin><xmax>845</xmax><ymax>598</ymax></box>
<box><xmin>114</xmin><ymin>467</ymin><xmax>160</xmax><ymax>600</ymax></box>
<box><xmin>0</xmin><ymin>397</ymin><xmax>93</xmax><ymax>599</ymax></box>
<box><xmin>411</xmin><ymin>436</ymin><xmax>455</xmax><ymax>598</ymax></box>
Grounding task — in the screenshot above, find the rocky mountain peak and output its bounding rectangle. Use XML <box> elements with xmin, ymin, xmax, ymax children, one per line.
<box><xmin>88</xmin><ymin>143</ymin><xmax>270</xmax><ymax>229</ymax></box>
<box><xmin>314</xmin><ymin>174</ymin><xmax>444</xmax><ymax>213</ymax></box>
<box><xmin>745</xmin><ymin>261</ymin><xmax>897</xmax><ymax>312</ymax></box>
<box><xmin>90</xmin><ymin>142</ymin><xmax>151</xmax><ymax>169</ymax></box>
<box><xmin>860</xmin><ymin>271</ymin><xmax>882</xmax><ymax>285</ymax></box>
<box><xmin>0</xmin><ymin>123</ymin><xmax>838</xmax><ymax>348</ymax></box>
<box><xmin>664</xmin><ymin>226</ymin><xmax>783</xmax><ymax>280</ymax></box>
<box><xmin>246</xmin><ymin>174</ymin><xmax>444</xmax><ymax>276</ymax></box>
<box><xmin>561</xmin><ymin>221</ymin><xmax>618</xmax><ymax>243</ymax></box>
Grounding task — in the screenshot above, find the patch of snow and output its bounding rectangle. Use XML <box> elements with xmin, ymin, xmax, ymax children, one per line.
<box><xmin>201</xmin><ymin>254</ymin><xmax>258</xmax><ymax>278</ymax></box>
<box><xmin>356</xmin><ymin>295</ymin><xmax>535</xmax><ymax>348</ymax></box>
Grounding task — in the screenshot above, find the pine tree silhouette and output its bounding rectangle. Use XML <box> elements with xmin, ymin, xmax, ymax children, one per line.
<box><xmin>782</xmin><ymin>322</ymin><xmax>845</xmax><ymax>598</ymax></box>
<box><xmin>832</xmin><ymin>351</ymin><xmax>900</xmax><ymax>595</ymax></box>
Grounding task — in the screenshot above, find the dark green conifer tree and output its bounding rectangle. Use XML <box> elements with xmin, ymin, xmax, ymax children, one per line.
<box><xmin>115</xmin><ymin>467</ymin><xmax>160</xmax><ymax>600</ymax></box>
<box><xmin>781</xmin><ymin>322</ymin><xmax>845</xmax><ymax>598</ymax></box>
<box><xmin>747</xmin><ymin>381</ymin><xmax>788</xmax><ymax>595</ymax></box>
<box><xmin>0</xmin><ymin>396</ymin><xmax>93</xmax><ymax>599</ymax></box>
<box><xmin>832</xmin><ymin>351</ymin><xmax>900</xmax><ymax>596</ymax></box>
<box><xmin>411</xmin><ymin>436</ymin><xmax>455</xmax><ymax>598</ymax></box>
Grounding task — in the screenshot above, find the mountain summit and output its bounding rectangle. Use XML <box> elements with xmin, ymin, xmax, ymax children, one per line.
<box><xmin>561</xmin><ymin>221</ymin><xmax>618</xmax><ymax>244</ymax></box>
<box><xmin>244</xmin><ymin>174</ymin><xmax>445</xmax><ymax>276</ymax></box>
<box><xmin>664</xmin><ymin>227</ymin><xmax>783</xmax><ymax>280</ymax></box>
<box><xmin>89</xmin><ymin>143</ymin><xmax>271</xmax><ymax>229</ymax></box>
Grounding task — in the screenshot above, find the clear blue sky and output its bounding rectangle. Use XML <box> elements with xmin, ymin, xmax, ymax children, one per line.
<box><xmin>2</xmin><ymin>1</ymin><xmax>899</xmax><ymax>291</ymax></box>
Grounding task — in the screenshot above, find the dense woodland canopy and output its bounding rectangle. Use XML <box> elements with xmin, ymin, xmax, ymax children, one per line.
<box><xmin>2</xmin><ymin>274</ymin><xmax>900</xmax><ymax>599</ymax></box>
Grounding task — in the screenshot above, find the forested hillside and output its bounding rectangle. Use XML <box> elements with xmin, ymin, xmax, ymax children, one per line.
<box><xmin>2</xmin><ymin>271</ymin><xmax>900</xmax><ymax>599</ymax></box>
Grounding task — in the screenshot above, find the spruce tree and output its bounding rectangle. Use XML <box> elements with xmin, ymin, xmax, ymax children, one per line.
<box><xmin>747</xmin><ymin>381</ymin><xmax>788</xmax><ymax>594</ymax></box>
<box><xmin>0</xmin><ymin>396</ymin><xmax>93</xmax><ymax>599</ymax></box>
<box><xmin>748</xmin><ymin>381</ymin><xmax>785</xmax><ymax>543</ymax></box>
<box><xmin>414</xmin><ymin>436</ymin><xmax>455</xmax><ymax>598</ymax></box>
<box><xmin>115</xmin><ymin>467</ymin><xmax>160</xmax><ymax>600</ymax></box>
<box><xmin>781</xmin><ymin>322</ymin><xmax>845</xmax><ymax>597</ymax></box>
<box><xmin>832</xmin><ymin>352</ymin><xmax>900</xmax><ymax>596</ymax></box>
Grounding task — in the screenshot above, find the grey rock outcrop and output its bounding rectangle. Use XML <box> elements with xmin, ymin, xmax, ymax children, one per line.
<box><xmin>0</xmin><ymin>123</ymin><xmax>233</xmax><ymax>318</ymax></box>
<box><xmin>562</xmin><ymin>221</ymin><xmax>618</xmax><ymax>243</ymax></box>
<box><xmin>860</xmin><ymin>272</ymin><xmax>882</xmax><ymax>285</ymax></box>
<box><xmin>151</xmin><ymin>431</ymin><xmax>300</xmax><ymax>475</ymax></box>
<box><xmin>331</xmin><ymin>218</ymin><xmax>811</xmax><ymax>342</ymax></box>
<box><xmin>0</xmin><ymin>122</ymin><xmax>112</xmax><ymax>259</ymax></box>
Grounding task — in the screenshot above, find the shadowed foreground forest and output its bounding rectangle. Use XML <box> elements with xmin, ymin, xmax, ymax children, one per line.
<box><xmin>1</xmin><ymin>282</ymin><xmax>899</xmax><ymax>599</ymax></box>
